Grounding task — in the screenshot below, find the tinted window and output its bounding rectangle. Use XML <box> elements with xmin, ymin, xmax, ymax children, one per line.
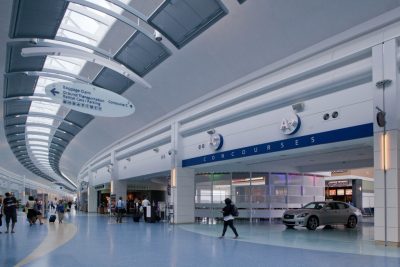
<box><xmin>327</xmin><ymin>202</ymin><xmax>339</xmax><ymax>209</ymax></box>
<box><xmin>303</xmin><ymin>202</ymin><xmax>325</xmax><ymax>209</ymax></box>
<box><xmin>337</xmin><ymin>203</ymin><xmax>348</xmax><ymax>209</ymax></box>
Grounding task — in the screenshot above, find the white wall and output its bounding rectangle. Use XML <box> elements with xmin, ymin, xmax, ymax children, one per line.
<box><xmin>363</xmin><ymin>192</ymin><xmax>375</xmax><ymax>208</ymax></box>
<box><xmin>182</xmin><ymin>84</ymin><xmax>373</xmax><ymax>160</ymax></box>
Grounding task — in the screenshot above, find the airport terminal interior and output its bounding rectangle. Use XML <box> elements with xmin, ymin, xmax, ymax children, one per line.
<box><xmin>2</xmin><ymin>0</ymin><xmax>400</xmax><ymax>266</ymax></box>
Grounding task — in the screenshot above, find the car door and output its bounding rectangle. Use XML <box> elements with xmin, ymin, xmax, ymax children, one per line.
<box><xmin>321</xmin><ymin>202</ymin><xmax>339</xmax><ymax>225</ymax></box>
<box><xmin>336</xmin><ymin>202</ymin><xmax>351</xmax><ymax>224</ymax></box>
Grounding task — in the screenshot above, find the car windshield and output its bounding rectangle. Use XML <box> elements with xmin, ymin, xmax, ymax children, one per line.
<box><xmin>303</xmin><ymin>202</ymin><xmax>325</xmax><ymax>209</ymax></box>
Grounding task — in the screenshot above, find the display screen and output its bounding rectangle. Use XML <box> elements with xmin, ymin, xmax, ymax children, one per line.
<box><xmin>337</xmin><ymin>189</ymin><xmax>345</xmax><ymax>196</ymax></box>
<box><xmin>329</xmin><ymin>189</ymin><xmax>336</xmax><ymax>196</ymax></box>
<box><xmin>345</xmin><ymin>189</ymin><xmax>353</xmax><ymax>195</ymax></box>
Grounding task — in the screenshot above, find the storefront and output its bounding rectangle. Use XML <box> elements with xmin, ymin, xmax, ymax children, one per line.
<box><xmin>95</xmin><ymin>183</ymin><xmax>110</xmax><ymax>214</ymax></box>
<box><xmin>325</xmin><ymin>177</ymin><xmax>374</xmax><ymax>213</ymax></box>
<box><xmin>325</xmin><ymin>180</ymin><xmax>353</xmax><ymax>203</ymax></box>
<box><xmin>126</xmin><ymin>184</ymin><xmax>166</xmax><ymax>214</ymax></box>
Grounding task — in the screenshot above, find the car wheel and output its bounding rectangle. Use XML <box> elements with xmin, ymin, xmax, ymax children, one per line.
<box><xmin>346</xmin><ymin>215</ymin><xmax>357</xmax><ymax>228</ymax></box>
<box><xmin>306</xmin><ymin>216</ymin><xmax>319</xmax><ymax>230</ymax></box>
<box><xmin>286</xmin><ymin>225</ymin><xmax>295</xmax><ymax>229</ymax></box>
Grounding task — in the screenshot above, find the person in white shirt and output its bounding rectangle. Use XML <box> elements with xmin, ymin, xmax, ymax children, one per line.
<box><xmin>116</xmin><ymin>197</ymin><xmax>125</xmax><ymax>223</ymax></box>
<box><xmin>141</xmin><ymin>196</ymin><xmax>150</xmax><ymax>222</ymax></box>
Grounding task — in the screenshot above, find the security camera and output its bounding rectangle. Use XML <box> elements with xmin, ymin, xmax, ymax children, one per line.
<box><xmin>168</xmin><ymin>149</ymin><xmax>172</xmax><ymax>156</ymax></box>
<box><xmin>154</xmin><ymin>30</ymin><xmax>162</xmax><ymax>41</ymax></box>
<box><xmin>206</xmin><ymin>129</ymin><xmax>216</xmax><ymax>135</ymax></box>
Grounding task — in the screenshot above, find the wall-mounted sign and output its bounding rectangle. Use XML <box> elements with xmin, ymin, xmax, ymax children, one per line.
<box><xmin>209</xmin><ymin>133</ymin><xmax>224</xmax><ymax>151</ymax></box>
<box><xmin>280</xmin><ymin>113</ymin><xmax>301</xmax><ymax>135</ymax></box>
<box><xmin>127</xmin><ymin>184</ymin><xmax>150</xmax><ymax>191</ymax></box>
<box><xmin>94</xmin><ymin>184</ymin><xmax>110</xmax><ymax>190</ymax></box>
<box><xmin>326</xmin><ymin>180</ymin><xmax>351</xmax><ymax>187</ymax></box>
<box><xmin>45</xmin><ymin>82</ymin><xmax>135</xmax><ymax>117</ymax></box>
<box><xmin>182</xmin><ymin>123</ymin><xmax>373</xmax><ymax>167</ymax></box>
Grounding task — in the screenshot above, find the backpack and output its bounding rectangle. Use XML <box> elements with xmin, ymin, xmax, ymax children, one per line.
<box><xmin>231</xmin><ymin>205</ymin><xmax>239</xmax><ymax>217</ymax></box>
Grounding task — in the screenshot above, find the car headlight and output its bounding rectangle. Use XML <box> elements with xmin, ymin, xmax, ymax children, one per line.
<box><xmin>296</xmin><ymin>213</ymin><xmax>309</xmax><ymax>218</ymax></box>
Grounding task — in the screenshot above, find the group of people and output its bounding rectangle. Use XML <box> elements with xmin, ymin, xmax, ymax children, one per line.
<box><xmin>114</xmin><ymin>196</ymin><xmax>151</xmax><ymax>223</ymax></box>
<box><xmin>2</xmin><ymin>191</ymin><xmax>239</xmax><ymax>239</ymax></box>
<box><xmin>25</xmin><ymin>197</ymin><xmax>72</xmax><ymax>225</ymax></box>
<box><xmin>25</xmin><ymin>196</ymin><xmax>44</xmax><ymax>226</ymax></box>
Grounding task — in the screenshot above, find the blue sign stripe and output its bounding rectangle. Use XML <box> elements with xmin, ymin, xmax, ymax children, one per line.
<box><xmin>182</xmin><ymin>123</ymin><xmax>373</xmax><ymax>167</ymax></box>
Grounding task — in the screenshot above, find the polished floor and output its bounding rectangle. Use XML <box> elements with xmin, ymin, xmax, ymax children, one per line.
<box><xmin>1</xmin><ymin>212</ymin><xmax>399</xmax><ymax>267</ymax></box>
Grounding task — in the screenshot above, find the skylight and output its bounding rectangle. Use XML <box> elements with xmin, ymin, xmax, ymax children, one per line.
<box><xmin>34</xmin><ymin>77</ymin><xmax>66</xmax><ymax>96</ymax></box>
<box><xmin>26</xmin><ymin>126</ymin><xmax>51</xmax><ymax>134</ymax></box>
<box><xmin>29</xmin><ymin>146</ymin><xmax>49</xmax><ymax>151</ymax></box>
<box><xmin>32</xmin><ymin>152</ymin><xmax>49</xmax><ymax>157</ymax></box>
<box><xmin>56</xmin><ymin>2</ymin><xmax>117</xmax><ymax>48</ymax></box>
<box><xmin>28</xmin><ymin>140</ymin><xmax>49</xmax><ymax>146</ymax></box>
<box><xmin>29</xmin><ymin>101</ymin><xmax>60</xmax><ymax>115</ymax></box>
<box><xmin>27</xmin><ymin>134</ymin><xmax>50</xmax><ymax>141</ymax></box>
<box><xmin>26</xmin><ymin>117</ymin><xmax>54</xmax><ymax>125</ymax></box>
<box><xmin>43</xmin><ymin>56</ymin><xmax>86</xmax><ymax>76</ymax></box>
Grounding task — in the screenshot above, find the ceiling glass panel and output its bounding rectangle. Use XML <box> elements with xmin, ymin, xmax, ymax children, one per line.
<box><xmin>28</xmin><ymin>140</ymin><xmax>49</xmax><ymax>146</ymax></box>
<box><xmin>43</xmin><ymin>56</ymin><xmax>86</xmax><ymax>75</ymax></box>
<box><xmin>34</xmin><ymin>77</ymin><xmax>66</xmax><ymax>96</ymax></box>
<box><xmin>32</xmin><ymin>150</ymin><xmax>49</xmax><ymax>155</ymax></box>
<box><xmin>27</xmin><ymin>134</ymin><xmax>50</xmax><ymax>141</ymax></box>
<box><xmin>29</xmin><ymin>146</ymin><xmax>49</xmax><ymax>151</ymax></box>
<box><xmin>26</xmin><ymin>126</ymin><xmax>52</xmax><ymax>134</ymax></box>
<box><xmin>26</xmin><ymin>117</ymin><xmax>54</xmax><ymax>125</ymax></box>
<box><xmin>58</xmin><ymin>29</ymin><xmax>95</xmax><ymax>45</ymax></box>
<box><xmin>29</xmin><ymin>101</ymin><xmax>60</xmax><ymax>115</ymax></box>
<box><xmin>65</xmin><ymin>11</ymin><xmax>100</xmax><ymax>34</ymax></box>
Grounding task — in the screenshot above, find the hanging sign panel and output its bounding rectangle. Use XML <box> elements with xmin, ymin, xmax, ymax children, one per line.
<box><xmin>45</xmin><ymin>82</ymin><xmax>135</xmax><ymax>117</ymax></box>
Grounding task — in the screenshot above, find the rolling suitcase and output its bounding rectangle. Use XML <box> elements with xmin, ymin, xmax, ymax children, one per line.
<box><xmin>49</xmin><ymin>214</ymin><xmax>56</xmax><ymax>223</ymax></box>
<box><xmin>133</xmin><ymin>215</ymin><xmax>140</xmax><ymax>222</ymax></box>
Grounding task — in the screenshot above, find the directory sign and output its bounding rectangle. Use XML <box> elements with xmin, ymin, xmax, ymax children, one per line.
<box><xmin>45</xmin><ymin>82</ymin><xmax>135</xmax><ymax>117</ymax></box>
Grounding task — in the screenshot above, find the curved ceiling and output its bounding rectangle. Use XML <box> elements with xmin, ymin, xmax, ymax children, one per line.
<box><xmin>1</xmin><ymin>0</ymin><xmax>400</xmax><ymax>192</ymax></box>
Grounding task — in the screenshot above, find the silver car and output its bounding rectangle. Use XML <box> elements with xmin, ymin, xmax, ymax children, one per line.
<box><xmin>282</xmin><ymin>201</ymin><xmax>362</xmax><ymax>230</ymax></box>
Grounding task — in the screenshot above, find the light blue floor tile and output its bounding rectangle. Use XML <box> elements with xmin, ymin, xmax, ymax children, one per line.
<box><xmin>1</xmin><ymin>212</ymin><xmax>400</xmax><ymax>267</ymax></box>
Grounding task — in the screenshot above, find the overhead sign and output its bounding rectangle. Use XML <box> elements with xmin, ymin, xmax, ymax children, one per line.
<box><xmin>45</xmin><ymin>82</ymin><xmax>135</xmax><ymax>117</ymax></box>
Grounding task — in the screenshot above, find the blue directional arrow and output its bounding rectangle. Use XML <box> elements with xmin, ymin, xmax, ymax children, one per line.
<box><xmin>50</xmin><ymin>88</ymin><xmax>60</xmax><ymax>96</ymax></box>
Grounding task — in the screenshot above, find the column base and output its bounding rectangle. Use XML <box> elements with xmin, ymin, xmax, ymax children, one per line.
<box><xmin>375</xmin><ymin>241</ymin><xmax>400</xmax><ymax>247</ymax></box>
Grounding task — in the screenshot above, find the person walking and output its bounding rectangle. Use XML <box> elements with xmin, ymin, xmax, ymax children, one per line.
<box><xmin>56</xmin><ymin>200</ymin><xmax>65</xmax><ymax>223</ymax></box>
<box><xmin>3</xmin><ymin>192</ymin><xmax>18</xmax><ymax>233</ymax></box>
<box><xmin>35</xmin><ymin>199</ymin><xmax>44</xmax><ymax>225</ymax></box>
<box><xmin>26</xmin><ymin>196</ymin><xmax>37</xmax><ymax>226</ymax></box>
<box><xmin>219</xmin><ymin>198</ymin><xmax>239</xmax><ymax>239</ymax></box>
<box><xmin>142</xmin><ymin>196</ymin><xmax>150</xmax><ymax>222</ymax></box>
<box><xmin>0</xmin><ymin>195</ymin><xmax>3</xmax><ymax>233</ymax></box>
<box><xmin>116</xmin><ymin>197</ymin><xmax>125</xmax><ymax>223</ymax></box>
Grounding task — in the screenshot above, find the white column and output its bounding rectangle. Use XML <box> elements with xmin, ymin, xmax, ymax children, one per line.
<box><xmin>171</xmin><ymin>167</ymin><xmax>195</xmax><ymax>224</ymax></box>
<box><xmin>372</xmin><ymin>38</ymin><xmax>400</xmax><ymax>246</ymax></box>
<box><xmin>22</xmin><ymin>175</ymin><xmax>26</xmax><ymax>204</ymax></box>
<box><xmin>87</xmin><ymin>168</ymin><xmax>97</xmax><ymax>213</ymax></box>
<box><xmin>170</xmin><ymin>121</ymin><xmax>195</xmax><ymax>224</ymax></box>
<box><xmin>110</xmin><ymin>151</ymin><xmax>127</xmax><ymax>200</ymax></box>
